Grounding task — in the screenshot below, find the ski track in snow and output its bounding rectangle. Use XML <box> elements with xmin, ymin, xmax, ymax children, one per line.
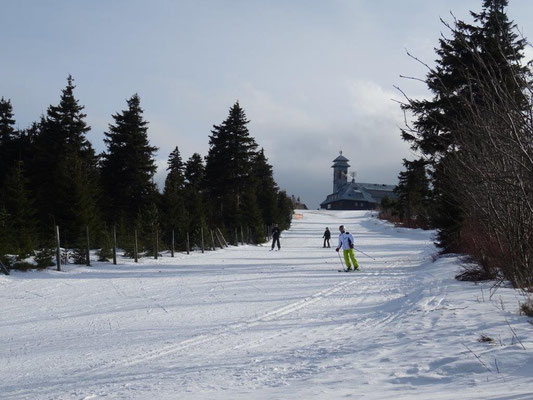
<box><xmin>1</xmin><ymin>210</ymin><xmax>533</xmax><ymax>399</ymax></box>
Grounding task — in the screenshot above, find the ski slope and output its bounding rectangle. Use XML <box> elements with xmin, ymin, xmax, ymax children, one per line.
<box><xmin>1</xmin><ymin>210</ymin><xmax>532</xmax><ymax>399</ymax></box>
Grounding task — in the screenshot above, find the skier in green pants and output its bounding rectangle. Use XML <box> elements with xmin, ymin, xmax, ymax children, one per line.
<box><xmin>335</xmin><ymin>225</ymin><xmax>359</xmax><ymax>271</ymax></box>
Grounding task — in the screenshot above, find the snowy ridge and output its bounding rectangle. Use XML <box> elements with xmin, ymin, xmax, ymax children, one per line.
<box><xmin>1</xmin><ymin>210</ymin><xmax>532</xmax><ymax>399</ymax></box>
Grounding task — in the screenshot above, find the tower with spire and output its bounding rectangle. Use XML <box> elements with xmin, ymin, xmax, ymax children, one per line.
<box><xmin>332</xmin><ymin>151</ymin><xmax>350</xmax><ymax>193</ymax></box>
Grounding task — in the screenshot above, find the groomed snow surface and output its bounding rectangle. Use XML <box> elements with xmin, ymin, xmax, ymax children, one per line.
<box><xmin>2</xmin><ymin>210</ymin><xmax>533</xmax><ymax>399</ymax></box>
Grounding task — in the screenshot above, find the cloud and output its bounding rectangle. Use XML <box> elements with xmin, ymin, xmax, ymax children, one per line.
<box><xmin>149</xmin><ymin>79</ymin><xmax>412</xmax><ymax>208</ymax></box>
<box><xmin>227</xmin><ymin>80</ymin><xmax>412</xmax><ymax>209</ymax></box>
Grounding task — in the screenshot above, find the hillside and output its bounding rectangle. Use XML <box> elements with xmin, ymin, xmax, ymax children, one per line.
<box><xmin>1</xmin><ymin>210</ymin><xmax>532</xmax><ymax>399</ymax></box>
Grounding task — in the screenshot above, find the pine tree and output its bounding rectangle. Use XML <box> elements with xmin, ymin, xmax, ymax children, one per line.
<box><xmin>185</xmin><ymin>153</ymin><xmax>205</xmax><ymax>189</ymax></box>
<box><xmin>100</xmin><ymin>94</ymin><xmax>158</xmax><ymax>230</ymax></box>
<box><xmin>97</xmin><ymin>224</ymin><xmax>114</xmax><ymax>262</ymax></box>
<box><xmin>0</xmin><ymin>97</ymin><xmax>16</xmax><ymax>142</ymax></box>
<box><xmin>241</xmin><ymin>185</ymin><xmax>264</xmax><ymax>243</ymax></box>
<box><xmin>400</xmin><ymin>0</ymin><xmax>527</xmax><ymax>251</ymax></box>
<box><xmin>162</xmin><ymin>146</ymin><xmax>187</xmax><ymax>250</ymax></box>
<box><xmin>393</xmin><ymin>159</ymin><xmax>431</xmax><ymax>228</ymax></box>
<box><xmin>205</xmin><ymin>102</ymin><xmax>258</xmax><ymax>233</ymax></box>
<box><xmin>142</xmin><ymin>201</ymin><xmax>162</xmax><ymax>257</ymax></box>
<box><xmin>276</xmin><ymin>191</ymin><xmax>294</xmax><ymax>231</ymax></box>
<box><xmin>15</xmin><ymin>122</ymin><xmax>38</xmax><ymax>171</ymax></box>
<box><xmin>470</xmin><ymin>0</ymin><xmax>528</xmax><ymax>105</ymax></box>
<box><xmin>0</xmin><ymin>205</ymin><xmax>11</xmax><ymax>258</ymax></box>
<box><xmin>0</xmin><ymin>97</ymin><xmax>17</xmax><ymax>188</ymax></box>
<box><xmin>184</xmin><ymin>153</ymin><xmax>207</xmax><ymax>246</ymax></box>
<box><xmin>2</xmin><ymin>161</ymin><xmax>37</xmax><ymax>257</ymax></box>
<box><xmin>31</xmin><ymin>76</ymin><xmax>100</xmax><ymax>246</ymax></box>
<box><xmin>252</xmin><ymin>149</ymin><xmax>279</xmax><ymax>228</ymax></box>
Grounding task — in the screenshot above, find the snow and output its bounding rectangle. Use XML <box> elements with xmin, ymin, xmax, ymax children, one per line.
<box><xmin>1</xmin><ymin>210</ymin><xmax>533</xmax><ymax>399</ymax></box>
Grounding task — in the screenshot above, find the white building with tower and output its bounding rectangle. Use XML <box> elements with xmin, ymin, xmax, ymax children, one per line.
<box><xmin>320</xmin><ymin>152</ymin><xmax>396</xmax><ymax>210</ymax></box>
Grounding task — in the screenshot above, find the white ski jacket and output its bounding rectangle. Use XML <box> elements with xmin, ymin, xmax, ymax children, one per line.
<box><xmin>337</xmin><ymin>232</ymin><xmax>354</xmax><ymax>251</ymax></box>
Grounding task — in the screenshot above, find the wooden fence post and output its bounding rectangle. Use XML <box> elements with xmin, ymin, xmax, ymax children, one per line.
<box><xmin>201</xmin><ymin>226</ymin><xmax>205</xmax><ymax>254</ymax></box>
<box><xmin>171</xmin><ymin>229</ymin><xmax>175</xmax><ymax>257</ymax></box>
<box><xmin>134</xmin><ymin>229</ymin><xmax>138</xmax><ymax>263</ymax></box>
<box><xmin>86</xmin><ymin>226</ymin><xmax>91</xmax><ymax>266</ymax></box>
<box><xmin>55</xmin><ymin>225</ymin><xmax>61</xmax><ymax>271</ymax></box>
<box><xmin>112</xmin><ymin>225</ymin><xmax>117</xmax><ymax>265</ymax></box>
<box><xmin>186</xmin><ymin>232</ymin><xmax>190</xmax><ymax>255</ymax></box>
<box><xmin>210</xmin><ymin>230</ymin><xmax>216</xmax><ymax>250</ymax></box>
<box><xmin>154</xmin><ymin>231</ymin><xmax>159</xmax><ymax>260</ymax></box>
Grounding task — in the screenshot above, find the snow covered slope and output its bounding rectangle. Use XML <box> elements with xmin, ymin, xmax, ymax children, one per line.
<box><xmin>1</xmin><ymin>210</ymin><xmax>532</xmax><ymax>399</ymax></box>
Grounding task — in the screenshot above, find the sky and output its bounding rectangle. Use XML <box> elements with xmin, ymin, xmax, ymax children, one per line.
<box><xmin>2</xmin><ymin>0</ymin><xmax>533</xmax><ymax>209</ymax></box>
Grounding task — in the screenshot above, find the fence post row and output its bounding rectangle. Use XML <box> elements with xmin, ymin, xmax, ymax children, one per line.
<box><xmin>45</xmin><ymin>220</ymin><xmax>259</xmax><ymax>268</ymax></box>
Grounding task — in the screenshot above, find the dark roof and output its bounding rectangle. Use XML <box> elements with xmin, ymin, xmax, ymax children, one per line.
<box><xmin>332</xmin><ymin>154</ymin><xmax>350</xmax><ymax>168</ymax></box>
<box><xmin>321</xmin><ymin>181</ymin><xmax>377</xmax><ymax>206</ymax></box>
<box><xmin>333</xmin><ymin>154</ymin><xmax>349</xmax><ymax>163</ymax></box>
<box><xmin>356</xmin><ymin>182</ymin><xmax>396</xmax><ymax>192</ymax></box>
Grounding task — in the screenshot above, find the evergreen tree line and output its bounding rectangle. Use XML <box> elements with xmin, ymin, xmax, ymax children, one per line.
<box><xmin>0</xmin><ymin>78</ymin><xmax>293</xmax><ymax>268</ymax></box>
<box><xmin>384</xmin><ymin>0</ymin><xmax>533</xmax><ymax>287</ymax></box>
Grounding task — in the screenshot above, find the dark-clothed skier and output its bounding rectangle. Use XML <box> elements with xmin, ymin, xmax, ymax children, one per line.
<box><xmin>271</xmin><ymin>226</ymin><xmax>281</xmax><ymax>251</ymax></box>
<box><xmin>323</xmin><ymin>227</ymin><xmax>331</xmax><ymax>248</ymax></box>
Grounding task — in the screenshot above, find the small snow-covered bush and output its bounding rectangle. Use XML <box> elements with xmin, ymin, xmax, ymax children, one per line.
<box><xmin>72</xmin><ymin>247</ymin><xmax>88</xmax><ymax>265</ymax></box>
<box><xmin>34</xmin><ymin>249</ymin><xmax>54</xmax><ymax>269</ymax></box>
<box><xmin>98</xmin><ymin>247</ymin><xmax>113</xmax><ymax>262</ymax></box>
<box><xmin>11</xmin><ymin>261</ymin><xmax>35</xmax><ymax>271</ymax></box>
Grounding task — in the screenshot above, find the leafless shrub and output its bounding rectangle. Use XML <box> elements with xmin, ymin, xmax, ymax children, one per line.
<box><xmin>420</xmin><ymin>32</ymin><xmax>533</xmax><ymax>289</ymax></box>
<box><xmin>478</xmin><ymin>334</ymin><xmax>495</xmax><ymax>343</ymax></box>
<box><xmin>456</xmin><ymin>263</ymin><xmax>498</xmax><ymax>281</ymax></box>
<box><xmin>520</xmin><ymin>298</ymin><xmax>533</xmax><ymax>317</ymax></box>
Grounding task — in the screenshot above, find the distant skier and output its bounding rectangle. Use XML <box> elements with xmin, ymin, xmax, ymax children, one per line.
<box><xmin>271</xmin><ymin>225</ymin><xmax>281</xmax><ymax>251</ymax></box>
<box><xmin>336</xmin><ymin>225</ymin><xmax>359</xmax><ymax>271</ymax></box>
<box><xmin>323</xmin><ymin>227</ymin><xmax>331</xmax><ymax>248</ymax></box>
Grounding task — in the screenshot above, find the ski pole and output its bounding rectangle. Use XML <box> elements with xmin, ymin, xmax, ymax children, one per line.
<box><xmin>353</xmin><ymin>247</ymin><xmax>377</xmax><ymax>260</ymax></box>
<box><xmin>337</xmin><ymin>250</ymin><xmax>345</xmax><ymax>269</ymax></box>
